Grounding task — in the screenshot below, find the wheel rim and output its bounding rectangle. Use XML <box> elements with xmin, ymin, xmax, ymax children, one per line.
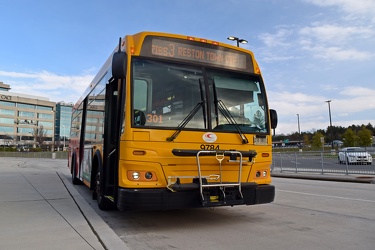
<box><xmin>95</xmin><ymin>172</ymin><xmax>101</xmax><ymax>198</ymax></box>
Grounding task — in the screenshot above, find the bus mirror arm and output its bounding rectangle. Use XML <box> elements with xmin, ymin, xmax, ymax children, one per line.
<box><xmin>112</xmin><ymin>37</ymin><xmax>127</xmax><ymax>79</ymax></box>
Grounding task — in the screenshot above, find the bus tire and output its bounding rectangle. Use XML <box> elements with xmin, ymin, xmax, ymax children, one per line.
<box><xmin>95</xmin><ymin>170</ymin><xmax>113</xmax><ymax>210</ymax></box>
<box><xmin>92</xmin><ymin>187</ymin><xmax>97</xmax><ymax>200</ymax></box>
<box><xmin>72</xmin><ymin>158</ymin><xmax>81</xmax><ymax>185</ymax></box>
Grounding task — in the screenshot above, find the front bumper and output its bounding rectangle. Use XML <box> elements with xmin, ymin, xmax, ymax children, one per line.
<box><xmin>117</xmin><ymin>183</ymin><xmax>275</xmax><ymax>211</ymax></box>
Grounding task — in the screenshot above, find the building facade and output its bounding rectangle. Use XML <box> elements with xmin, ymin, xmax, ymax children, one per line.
<box><xmin>0</xmin><ymin>82</ymin><xmax>55</xmax><ymax>150</ymax></box>
<box><xmin>55</xmin><ymin>102</ymin><xmax>73</xmax><ymax>150</ymax></box>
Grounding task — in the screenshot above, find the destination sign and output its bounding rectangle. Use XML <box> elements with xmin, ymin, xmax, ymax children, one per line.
<box><xmin>140</xmin><ymin>37</ymin><xmax>253</xmax><ymax>72</ymax></box>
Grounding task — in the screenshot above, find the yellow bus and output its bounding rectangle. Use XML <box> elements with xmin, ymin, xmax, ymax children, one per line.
<box><xmin>68</xmin><ymin>31</ymin><xmax>278</xmax><ymax>210</ymax></box>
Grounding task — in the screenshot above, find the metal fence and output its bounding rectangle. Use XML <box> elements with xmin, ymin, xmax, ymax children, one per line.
<box><xmin>2</xmin><ymin>150</ymin><xmax>374</xmax><ymax>176</ymax></box>
<box><xmin>0</xmin><ymin>151</ymin><xmax>68</xmax><ymax>160</ymax></box>
<box><xmin>271</xmin><ymin>150</ymin><xmax>375</xmax><ymax>175</ymax></box>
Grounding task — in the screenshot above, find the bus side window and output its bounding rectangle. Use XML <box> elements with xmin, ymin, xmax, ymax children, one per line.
<box><xmin>134</xmin><ymin>110</ymin><xmax>146</xmax><ymax>126</ymax></box>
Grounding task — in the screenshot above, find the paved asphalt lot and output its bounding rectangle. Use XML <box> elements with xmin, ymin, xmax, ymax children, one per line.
<box><xmin>0</xmin><ymin>157</ymin><xmax>373</xmax><ymax>249</ymax></box>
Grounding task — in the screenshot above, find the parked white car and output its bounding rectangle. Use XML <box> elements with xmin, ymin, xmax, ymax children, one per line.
<box><xmin>338</xmin><ymin>147</ymin><xmax>373</xmax><ymax>165</ymax></box>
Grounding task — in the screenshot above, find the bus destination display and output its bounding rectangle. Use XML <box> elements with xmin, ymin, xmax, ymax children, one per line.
<box><xmin>142</xmin><ymin>38</ymin><xmax>248</xmax><ymax>70</ymax></box>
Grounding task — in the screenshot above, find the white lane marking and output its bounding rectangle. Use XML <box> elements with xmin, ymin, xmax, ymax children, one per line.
<box><xmin>278</xmin><ymin>189</ymin><xmax>375</xmax><ymax>203</ymax></box>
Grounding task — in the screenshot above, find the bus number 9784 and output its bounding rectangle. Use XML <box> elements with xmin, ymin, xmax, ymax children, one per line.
<box><xmin>200</xmin><ymin>144</ymin><xmax>220</xmax><ymax>150</ymax></box>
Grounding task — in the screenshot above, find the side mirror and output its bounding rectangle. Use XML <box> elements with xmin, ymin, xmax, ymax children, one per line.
<box><xmin>112</xmin><ymin>38</ymin><xmax>127</xmax><ymax>79</ymax></box>
<box><xmin>270</xmin><ymin>109</ymin><xmax>278</xmax><ymax>129</ymax></box>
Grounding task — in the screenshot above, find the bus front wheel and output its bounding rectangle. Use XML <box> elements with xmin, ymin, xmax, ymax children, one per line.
<box><xmin>95</xmin><ymin>171</ymin><xmax>113</xmax><ymax>210</ymax></box>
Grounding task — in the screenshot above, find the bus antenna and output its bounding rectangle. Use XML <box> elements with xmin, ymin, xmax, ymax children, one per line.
<box><xmin>117</xmin><ymin>37</ymin><xmax>122</xmax><ymax>52</ymax></box>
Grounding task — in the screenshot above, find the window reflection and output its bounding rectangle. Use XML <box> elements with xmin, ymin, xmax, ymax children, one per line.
<box><xmin>133</xmin><ymin>59</ymin><xmax>205</xmax><ymax>129</ymax></box>
<box><xmin>132</xmin><ymin>58</ymin><xmax>268</xmax><ymax>134</ymax></box>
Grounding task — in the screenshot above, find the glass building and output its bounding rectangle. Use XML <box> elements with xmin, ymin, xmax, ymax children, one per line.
<box><xmin>54</xmin><ymin>102</ymin><xmax>73</xmax><ymax>150</ymax></box>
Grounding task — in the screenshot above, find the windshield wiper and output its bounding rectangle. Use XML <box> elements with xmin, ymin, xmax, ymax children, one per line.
<box><xmin>217</xmin><ymin>100</ymin><xmax>249</xmax><ymax>144</ymax></box>
<box><xmin>212</xmin><ymin>80</ymin><xmax>248</xmax><ymax>144</ymax></box>
<box><xmin>166</xmin><ymin>100</ymin><xmax>206</xmax><ymax>142</ymax></box>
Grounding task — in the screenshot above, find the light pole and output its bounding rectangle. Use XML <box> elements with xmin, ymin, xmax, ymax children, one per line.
<box><xmin>227</xmin><ymin>36</ymin><xmax>248</xmax><ymax>47</ymax></box>
<box><xmin>297</xmin><ymin>114</ymin><xmax>301</xmax><ymax>150</ymax></box>
<box><xmin>325</xmin><ymin>100</ymin><xmax>334</xmax><ymax>149</ymax></box>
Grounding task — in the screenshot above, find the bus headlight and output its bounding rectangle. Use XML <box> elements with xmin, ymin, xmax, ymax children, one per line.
<box><xmin>145</xmin><ymin>172</ymin><xmax>153</xmax><ymax>179</ymax></box>
<box><xmin>132</xmin><ymin>172</ymin><xmax>140</xmax><ymax>180</ymax></box>
<box><xmin>128</xmin><ymin>171</ymin><xmax>158</xmax><ymax>181</ymax></box>
<box><xmin>255</xmin><ymin>170</ymin><xmax>268</xmax><ymax>178</ymax></box>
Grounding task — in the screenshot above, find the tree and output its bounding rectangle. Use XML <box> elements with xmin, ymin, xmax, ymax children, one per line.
<box><xmin>303</xmin><ymin>134</ymin><xmax>311</xmax><ymax>147</ymax></box>
<box><xmin>342</xmin><ymin>128</ymin><xmax>357</xmax><ymax>147</ymax></box>
<box><xmin>357</xmin><ymin>126</ymin><xmax>372</xmax><ymax>148</ymax></box>
<box><xmin>311</xmin><ymin>132</ymin><xmax>324</xmax><ymax>149</ymax></box>
<box><xmin>365</xmin><ymin>123</ymin><xmax>374</xmax><ymax>134</ymax></box>
<box><xmin>272</xmin><ymin>123</ymin><xmax>374</xmax><ymax>147</ymax></box>
<box><xmin>32</xmin><ymin>125</ymin><xmax>48</xmax><ymax>147</ymax></box>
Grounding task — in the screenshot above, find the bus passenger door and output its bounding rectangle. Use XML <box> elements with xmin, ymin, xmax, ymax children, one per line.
<box><xmin>102</xmin><ymin>78</ymin><xmax>123</xmax><ymax>199</ymax></box>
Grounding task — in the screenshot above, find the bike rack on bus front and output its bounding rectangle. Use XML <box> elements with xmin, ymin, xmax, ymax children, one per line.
<box><xmin>196</xmin><ymin>150</ymin><xmax>243</xmax><ymax>204</ymax></box>
<box><xmin>171</xmin><ymin>149</ymin><xmax>257</xmax><ymax>206</ymax></box>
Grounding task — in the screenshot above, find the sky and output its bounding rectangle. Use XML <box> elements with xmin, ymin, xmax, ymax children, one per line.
<box><xmin>0</xmin><ymin>0</ymin><xmax>374</xmax><ymax>135</ymax></box>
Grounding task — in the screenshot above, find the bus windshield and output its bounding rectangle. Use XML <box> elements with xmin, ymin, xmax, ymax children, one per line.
<box><xmin>132</xmin><ymin>57</ymin><xmax>268</xmax><ymax>133</ymax></box>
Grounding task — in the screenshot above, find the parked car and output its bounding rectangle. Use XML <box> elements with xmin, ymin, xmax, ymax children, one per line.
<box><xmin>338</xmin><ymin>147</ymin><xmax>373</xmax><ymax>165</ymax></box>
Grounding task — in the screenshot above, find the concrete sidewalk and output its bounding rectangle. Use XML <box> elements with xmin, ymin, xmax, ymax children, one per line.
<box><xmin>0</xmin><ymin>158</ymin><xmax>129</xmax><ymax>250</ymax></box>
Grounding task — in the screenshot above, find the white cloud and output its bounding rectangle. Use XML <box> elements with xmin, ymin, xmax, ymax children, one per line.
<box><xmin>259</xmin><ymin>24</ymin><xmax>374</xmax><ymax>62</ymax></box>
<box><xmin>259</xmin><ymin>29</ymin><xmax>293</xmax><ymax>48</ymax></box>
<box><xmin>268</xmin><ymin>91</ymin><xmax>327</xmax><ymax>118</ymax></box>
<box><xmin>258</xmin><ymin>28</ymin><xmax>298</xmax><ymax>62</ymax></box>
<box><xmin>0</xmin><ymin>70</ymin><xmax>94</xmax><ymax>103</ymax></box>
<box><xmin>259</xmin><ymin>2</ymin><xmax>375</xmax><ymax>63</ymax></box>
<box><xmin>334</xmin><ymin>87</ymin><xmax>375</xmax><ymax>114</ymax></box>
<box><xmin>261</xmin><ymin>55</ymin><xmax>296</xmax><ymax>63</ymax></box>
<box><xmin>305</xmin><ymin>0</ymin><xmax>375</xmax><ymax>20</ymax></box>
<box><xmin>298</xmin><ymin>22</ymin><xmax>375</xmax><ymax>61</ymax></box>
<box><xmin>339</xmin><ymin>86</ymin><xmax>375</xmax><ymax>97</ymax></box>
<box><xmin>268</xmin><ymin>87</ymin><xmax>375</xmax><ymax>134</ymax></box>
<box><xmin>299</xmin><ymin>24</ymin><xmax>374</xmax><ymax>44</ymax></box>
<box><xmin>302</xmin><ymin>45</ymin><xmax>373</xmax><ymax>61</ymax></box>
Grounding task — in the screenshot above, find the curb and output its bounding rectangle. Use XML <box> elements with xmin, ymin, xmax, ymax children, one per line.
<box><xmin>271</xmin><ymin>172</ymin><xmax>375</xmax><ymax>184</ymax></box>
<box><xmin>59</xmin><ymin>172</ymin><xmax>130</xmax><ymax>250</ymax></box>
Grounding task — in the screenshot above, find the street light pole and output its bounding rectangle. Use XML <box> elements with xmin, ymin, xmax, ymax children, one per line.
<box><xmin>297</xmin><ymin>114</ymin><xmax>301</xmax><ymax>135</ymax></box>
<box><xmin>227</xmin><ymin>36</ymin><xmax>248</xmax><ymax>47</ymax></box>
<box><xmin>325</xmin><ymin>100</ymin><xmax>334</xmax><ymax>149</ymax></box>
<box><xmin>297</xmin><ymin>114</ymin><xmax>301</xmax><ymax>148</ymax></box>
